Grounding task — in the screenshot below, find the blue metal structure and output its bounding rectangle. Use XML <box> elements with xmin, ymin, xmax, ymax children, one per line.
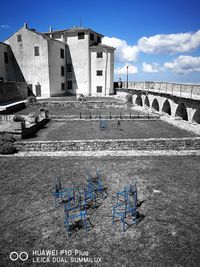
<box><xmin>53</xmin><ymin>178</ymin><xmax>76</xmax><ymax>207</ymax></box>
<box><xmin>100</xmin><ymin>119</ymin><xmax>108</xmax><ymax>130</ymax></box>
<box><xmin>112</xmin><ymin>184</ymin><xmax>138</xmax><ymax>231</ymax></box>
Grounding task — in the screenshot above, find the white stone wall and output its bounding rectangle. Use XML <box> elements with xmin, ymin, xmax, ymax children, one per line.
<box><xmin>5</xmin><ymin>27</ymin><xmax>50</xmax><ymax>97</ymax></box>
<box><xmin>65</xmin><ymin>32</ymin><xmax>90</xmax><ymax>96</ymax></box>
<box><xmin>48</xmin><ymin>40</ymin><xmax>66</xmax><ymax>96</ymax></box>
<box><xmin>90</xmin><ymin>49</ymin><xmax>114</xmax><ymax>96</ymax></box>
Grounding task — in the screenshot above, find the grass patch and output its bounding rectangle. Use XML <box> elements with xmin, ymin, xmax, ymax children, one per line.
<box><xmin>0</xmin><ymin>156</ymin><xmax>200</xmax><ymax>266</ymax></box>
<box><xmin>27</xmin><ymin>120</ymin><xmax>197</xmax><ymax>141</ymax></box>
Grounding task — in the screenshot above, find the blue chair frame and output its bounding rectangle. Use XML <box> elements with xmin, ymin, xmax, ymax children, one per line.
<box><xmin>112</xmin><ymin>184</ymin><xmax>138</xmax><ymax>231</ymax></box>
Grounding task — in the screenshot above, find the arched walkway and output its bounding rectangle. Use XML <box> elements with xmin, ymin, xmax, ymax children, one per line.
<box><xmin>162</xmin><ymin>99</ymin><xmax>171</xmax><ymax>115</ymax></box>
<box><xmin>144</xmin><ymin>96</ymin><xmax>150</xmax><ymax>107</ymax></box>
<box><xmin>175</xmin><ymin>103</ymin><xmax>188</xmax><ymax>121</ymax></box>
<box><xmin>135</xmin><ymin>95</ymin><xmax>143</xmax><ymax>106</ymax></box>
<box><xmin>192</xmin><ymin>109</ymin><xmax>200</xmax><ymax>124</ymax></box>
<box><xmin>152</xmin><ymin>99</ymin><xmax>159</xmax><ymax>111</ymax></box>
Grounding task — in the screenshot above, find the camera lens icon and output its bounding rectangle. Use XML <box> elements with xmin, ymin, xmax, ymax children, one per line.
<box><xmin>10</xmin><ymin>252</ymin><xmax>28</xmax><ymax>261</ymax></box>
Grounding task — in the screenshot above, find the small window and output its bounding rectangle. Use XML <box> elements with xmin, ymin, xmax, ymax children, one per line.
<box><xmin>67</xmin><ymin>64</ymin><xmax>72</xmax><ymax>72</ymax></box>
<box><xmin>97</xmin><ymin>52</ymin><xmax>103</xmax><ymax>58</ymax></box>
<box><xmin>97</xmin><ymin>36</ymin><xmax>101</xmax><ymax>43</ymax></box>
<box><xmin>97</xmin><ymin>86</ymin><xmax>102</xmax><ymax>93</ymax></box>
<box><xmin>0</xmin><ymin>77</ymin><xmax>4</xmax><ymax>81</ymax></box>
<box><xmin>90</xmin><ymin>33</ymin><xmax>94</xmax><ymax>41</ymax></box>
<box><xmin>60</xmin><ymin>48</ymin><xmax>64</xmax><ymax>58</ymax></box>
<box><xmin>4</xmin><ymin>52</ymin><xmax>8</xmax><ymax>63</ymax></box>
<box><xmin>67</xmin><ymin>81</ymin><xmax>73</xmax><ymax>89</ymax></box>
<box><xmin>78</xmin><ymin>32</ymin><xmax>85</xmax><ymax>40</ymax></box>
<box><xmin>61</xmin><ymin>66</ymin><xmax>65</xmax><ymax>76</ymax></box>
<box><xmin>96</xmin><ymin>70</ymin><xmax>103</xmax><ymax>76</ymax></box>
<box><xmin>17</xmin><ymin>34</ymin><xmax>22</xmax><ymax>42</ymax></box>
<box><xmin>34</xmin><ymin>46</ymin><xmax>39</xmax><ymax>56</ymax></box>
<box><xmin>61</xmin><ymin>83</ymin><xmax>65</xmax><ymax>91</ymax></box>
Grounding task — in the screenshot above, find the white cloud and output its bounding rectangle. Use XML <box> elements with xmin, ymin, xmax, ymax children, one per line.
<box><xmin>164</xmin><ymin>55</ymin><xmax>200</xmax><ymax>74</ymax></box>
<box><xmin>0</xmin><ymin>24</ymin><xmax>10</xmax><ymax>29</ymax></box>
<box><xmin>142</xmin><ymin>62</ymin><xmax>160</xmax><ymax>73</ymax></box>
<box><xmin>102</xmin><ymin>36</ymin><xmax>139</xmax><ymax>62</ymax></box>
<box><xmin>115</xmin><ymin>64</ymin><xmax>138</xmax><ymax>75</ymax></box>
<box><xmin>138</xmin><ymin>30</ymin><xmax>200</xmax><ymax>54</ymax></box>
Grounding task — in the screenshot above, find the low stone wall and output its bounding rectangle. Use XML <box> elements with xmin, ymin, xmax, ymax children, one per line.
<box><xmin>0</xmin><ymin>81</ymin><xmax>28</xmax><ymax>103</ymax></box>
<box><xmin>51</xmin><ymin>115</ymin><xmax>160</xmax><ymax>121</ymax></box>
<box><xmin>38</xmin><ymin>101</ymin><xmax>125</xmax><ymax>109</ymax></box>
<box><xmin>14</xmin><ymin>137</ymin><xmax>200</xmax><ymax>152</ymax></box>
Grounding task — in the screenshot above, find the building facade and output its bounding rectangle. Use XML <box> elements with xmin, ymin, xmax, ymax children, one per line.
<box><xmin>4</xmin><ymin>24</ymin><xmax>115</xmax><ymax>98</ymax></box>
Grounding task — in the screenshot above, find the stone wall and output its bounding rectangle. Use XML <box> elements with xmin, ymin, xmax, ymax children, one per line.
<box><xmin>14</xmin><ymin>137</ymin><xmax>200</xmax><ymax>152</ymax></box>
<box><xmin>0</xmin><ymin>81</ymin><xmax>27</xmax><ymax>103</ymax></box>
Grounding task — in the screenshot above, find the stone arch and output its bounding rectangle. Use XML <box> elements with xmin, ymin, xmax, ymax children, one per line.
<box><xmin>152</xmin><ymin>98</ymin><xmax>159</xmax><ymax>111</ymax></box>
<box><xmin>135</xmin><ymin>95</ymin><xmax>143</xmax><ymax>106</ymax></box>
<box><xmin>192</xmin><ymin>109</ymin><xmax>200</xmax><ymax>124</ymax></box>
<box><xmin>144</xmin><ymin>96</ymin><xmax>150</xmax><ymax>107</ymax></box>
<box><xmin>162</xmin><ymin>99</ymin><xmax>171</xmax><ymax>115</ymax></box>
<box><xmin>175</xmin><ymin>103</ymin><xmax>188</xmax><ymax>121</ymax></box>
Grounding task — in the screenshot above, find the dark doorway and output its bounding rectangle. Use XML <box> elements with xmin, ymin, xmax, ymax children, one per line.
<box><xmin>35</xmin><ymin>84</ymin><xmax>41</xmax><ymax>97</ymax></box>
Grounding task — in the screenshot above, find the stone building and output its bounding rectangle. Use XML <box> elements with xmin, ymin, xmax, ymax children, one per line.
<box><xmin>4</xmin><ymin>24</ymin><xmax>115</xmax><ymax>98</ymax></box>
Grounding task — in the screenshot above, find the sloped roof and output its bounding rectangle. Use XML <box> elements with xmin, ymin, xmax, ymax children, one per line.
<box><xmin>43</xmin><ymin>27</ymin><xmax>104</xmax><ymax>37</ymax></box>
<box><xmin>90</xmin><ymin>43</ymin><xmax>115</xmax><ymax>51</ymax></box>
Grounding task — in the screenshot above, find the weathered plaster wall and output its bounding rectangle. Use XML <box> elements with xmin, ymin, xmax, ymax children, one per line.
<box><xmin>65</xmin><ymin>32</ymin><xmax>89</xmax><ymax>96</ymax></box>
<box><xmin>5</xmin><ymin>27</ymin><xmax>50</xmax><ymax>97</ymax></box>
<box><xmin>90</xmin><ymin>49</ymin><xmax>114</xmax><ymax>96</ymax></box>
<box><xmin>48</xmin><ymin>40</ymin><xmax>66</xmax><ymax>96</ymax></box>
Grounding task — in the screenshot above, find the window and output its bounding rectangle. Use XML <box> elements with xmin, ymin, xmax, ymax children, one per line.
<box><xmin>97</xmin><ymin>86</ymin><xmax>102</xmax><ymax>93</ymax></box>
<box><xmin>61</xmin><ymin>83</ymin><xmax>65</xmax><ymax>91</ymax></box>
<box><xmin>96</xmin><ymin>70</ymin><xmax>103</xmax><ymax>76</ymax></box>
<box><xmin>67</xmin><ymin>64</ymin><xmax>72</xmax><ymax>72</ymax></box>
<box><xmin>67</xmin><ymin>81</ymin><xmax>73</xmax><ymax>89</ymax></box>
<box><xmin>61</xmin><ymin>66</ymin><xmax>65</xmax><ymax>76</ymax></box>
<box><xmin>78</xmin><ymin>32</ymin><xmax>85</xmax><ymax>40</ymax></box>
<box><xmin>60</xmin><ymin>48</ymin><xmax>64</xmax><ymax>58</ymax></box>
<box><xmin>34</xmin><ymin>46</ymin><xmax>39</xmax><ymax>56</ymax></box>
<box><xmin>17</xmin><ymin>34</ymin><xmax>22</xmax><ymax>42</ymax></box>
<box><xmin>97</xmin><ymin>52</ymin><xmax>103</xmax><ymax>58</ymax></box>
<box><xmin>97</xmin><ymin>36</ymin><xmax>101</xmax><ymax>43</ymax></box>
<box><xmin>90</xmin><ymin>33</ymin><xmax>94</xmax><ymax>41</ymax></box>
<box><xmin>4</xmin><ymin>52</ymin><xmax>8</xmax><ymax>63</ymax></box>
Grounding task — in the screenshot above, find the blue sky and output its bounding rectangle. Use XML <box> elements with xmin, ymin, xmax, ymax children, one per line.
<box><xmin>1</xmin><ymin>0</ymin><xmax>200</xmax><ymax>83</ymax></box>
